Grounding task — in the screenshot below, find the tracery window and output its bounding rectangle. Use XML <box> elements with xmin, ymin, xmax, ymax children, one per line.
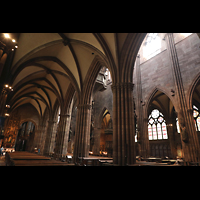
<box><xmin>193</xmin><ymin>105</ymin><xmax>200</xmax><ymax>131</ymax></box>
<box><xmin>148</xmin><ymin>109</ymin><xmax>168</xmax><ymax>140</ymax></box>
<box><xmin>143</xmin><ymin>33</ymin><xmax>161</xmax><ymax>59</ymax></box>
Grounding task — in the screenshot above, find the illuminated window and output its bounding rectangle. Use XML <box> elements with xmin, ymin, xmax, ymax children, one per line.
<box><xmin>148</xmin><ymin>109</ymin><xmax>168</xmax><ymax>140</ymax></box>
<box><xmin>176</xmin><ymin>118</ymin><xmax>180</xmax><ymax>133</ymax></box>
<box><xmin>148</xmin><ymin>124</ymin><xmax>152</xmax><ymax>140</ymax></box>
<box><xmin>157</xmin><ymin>123</ymin><xmax>162</xmax><ymax>139</ymax></box>
<box><xmin>193</xmin><ymin>105</ymin><xmax>200</xmax><ymax>131</ymax></box>
<box><xmin>57</xmin><ymin>107</ymin><xmax>61</xmax><ymax>124</ymax></box>
<box><xmin>135</xmin><ymin>123</ymin><xmax>138</xmax><ymax>142</ymax></box>
<box><xmin>143</xmin><ymin>33</ymin><xmax>161</xmax><ymax>60</ymax></box>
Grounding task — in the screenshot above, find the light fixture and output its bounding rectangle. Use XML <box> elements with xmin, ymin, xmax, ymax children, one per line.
<box><xmin>4</xmin><ymin>33</ymin><xmax>10</xmax><ymax>38</ymax></box>
<box><xmin>15</xmin><ymin>45</ymin><xmax>18</xmax><ymax>48</ymax></box>
<box><xmin>5</xmin><ymin>84</ymin><xmax>8</xmax><ymax>88</ymax></box>
<box><xmin>5</xmin><ymin>113</ymin><xmax>9</xmax><ymax>117</ymax></box>
<box><xmin>12</xmin><ymin>39</ymin><xmax>16</xmax><ymax>43</ymax></box>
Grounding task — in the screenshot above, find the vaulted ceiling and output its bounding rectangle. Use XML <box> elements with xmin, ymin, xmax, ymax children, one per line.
<box><xmin>6</xmin><ymin>33</ymin><xmax>135</xmax><ymax>118</ymax></box>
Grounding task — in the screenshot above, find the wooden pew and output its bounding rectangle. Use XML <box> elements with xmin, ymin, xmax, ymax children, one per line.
<box><xmin>5</xmin><ymin>151</ymin><xmax>74</xmax><ymax>166</ymax></box>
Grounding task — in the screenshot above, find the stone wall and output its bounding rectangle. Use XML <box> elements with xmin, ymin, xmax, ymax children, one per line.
<box><xmin>135</xmin><ymin>33</ymin><xmax>200</xmax><ymax>106</ymax></box>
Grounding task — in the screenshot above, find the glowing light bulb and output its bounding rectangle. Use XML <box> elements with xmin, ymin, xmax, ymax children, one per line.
<box><xmin>4</xmin><ymin>33</ymin><xmax>10</xmax><ymax>38</ymax></box>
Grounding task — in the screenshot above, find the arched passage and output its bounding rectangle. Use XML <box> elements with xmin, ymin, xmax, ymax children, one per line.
<box><xmin>144</xmin><ymin>89</ymin><xmax>180</xmax><ymax>158</ymax></box>
<box><xmin>15</xmin><ymin>120</ymin><xmax>36</xmax><ymax>152</ymax></box>
<box><xmin>99</xmin><ymin>109</ymin><xmax>113</xmax><ymax>157</ymax></box>
<box><xmin>188</xmin><ymin>73</ymin><xmax>200</xmax><ymax>146</ymax></box>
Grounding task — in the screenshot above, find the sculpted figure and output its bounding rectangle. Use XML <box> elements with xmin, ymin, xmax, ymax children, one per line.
<box><xmin>178</xmin><ymin>111</ymin><xmax>188</xmax><ymax>143</ymax></box>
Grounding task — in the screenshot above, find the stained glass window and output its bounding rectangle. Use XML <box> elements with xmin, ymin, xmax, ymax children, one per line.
<box><xmin>148</xmin><ymin>109</ymin><xmax>168</xmax><ymax>140</ymax></box>
<box><xmin>148</xmin><ymin>124</ymin><xmax>152</xmax><ymax>140</ymax></box>
<box><xmin>193</xmin><ymin>105</ymin><xmax>200</xmax><ymax>131</ymax></box>
<box><xmin>162</xmin><ymin>122</ymin><xmax>168</xmax><ymax>139</ymax></box>
<box><xmin>197</xmin><ymin>117</ymin><xmax>200</xmax><ymax>131</ymax></box>
<box><xmin>152</xmin><ymin>124</ymin><xmax>157</xmax><ymax>140</ymax></box>
<box><xmin>157</xmin><ymin>123</ymin><xmax>162</xmax><ymax>139</ymax></box>
<box><xmin>158</xmin><ymin>117</ymin><xmax>163</xmax><ymax>123</ymax></box>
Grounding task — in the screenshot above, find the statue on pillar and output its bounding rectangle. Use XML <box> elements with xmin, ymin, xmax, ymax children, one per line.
<box><xmin>178</xmin><ymin>111</ymin><xmax>188</xmax><ymax>143</ymax></box>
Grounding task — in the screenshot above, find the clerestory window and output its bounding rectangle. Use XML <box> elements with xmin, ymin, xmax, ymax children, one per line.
<box><xmin>143</xmin><ymin>33</ymin><xmax>161</xmax><ymax>60</ymax></box>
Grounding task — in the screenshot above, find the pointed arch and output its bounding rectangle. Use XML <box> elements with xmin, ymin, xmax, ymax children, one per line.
<box><xmin>120</xmin><ymin>33</ymin><xmax>147</xmax><ymax>83</ymax></box>
<box><xmin>144</xmin><ymin>86</ymin><xmax>176</xmax><ymax>119</ymax></box>
<box><xmin>187</xmin><ymin>71</ymin><xmax>200</xmax><ymax>109</ymax></box>
<box><xmin>63</xmin><ymin>83</ymin><xmax>76</xmax><ymax>115</ymax></box>
<box><xmin>19</xmin><ymin>118</ymin><xmax>37</xmax><ymax>132</ymax></box>
<box><xmin>97</xmin><ymin>107</ymin><xmax>111</xmax><ymax>129</ymax></box>
<box><xmin>80</xmin><ymin>55</ymin><xmax>109</xmax><ymax>105</ymax></box>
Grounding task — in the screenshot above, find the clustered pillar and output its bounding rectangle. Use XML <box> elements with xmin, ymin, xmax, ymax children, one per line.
<box><xmin>54</xmin><ymin>114</ymin><xmax>71</xmax><ymax>158</ymax></box>
<box><xmin>43</xmin><ymin>120</ymin><xmax>57</xmax><ymax>156</ymax></box>
<box><xmin>165</xmin><ymin>33</ymin><xmax>200</xmax><ymax>163</ymax></box>
<box><xmin>134</xmin><ymin>54</ymin><xmax>150</xmax><ymax>158</ymax></box>
<box><xmin>73</xmin><ymin>104</ymin><xmax>91</xmax><ymax>163</ymax></box>
<box><xmin>111</xmin><ymin>82</ymin><xmax>135</xmax><ymax>165</ymax></box>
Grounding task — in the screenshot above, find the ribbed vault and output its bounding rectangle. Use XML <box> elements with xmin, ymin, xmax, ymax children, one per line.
<box><xmin>6</xmin><ymin>33</ymin><xmax>146</xmax><ymax>119</ymax></box>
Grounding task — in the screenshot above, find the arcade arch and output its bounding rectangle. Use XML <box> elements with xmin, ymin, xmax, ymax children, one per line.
<box><xmin>2</xmin><ymin>33</ymin><xmax>200</xmax><ymax>165</ymax></box>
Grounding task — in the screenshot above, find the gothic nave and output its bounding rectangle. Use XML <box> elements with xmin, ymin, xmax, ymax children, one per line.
<box><xmin>1</xmin><ymin>33</ymin><xmax>200</xmax><ymax>166</ymax></box>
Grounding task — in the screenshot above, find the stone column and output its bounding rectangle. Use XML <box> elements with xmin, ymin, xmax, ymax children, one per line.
<box><xmin>111</xmin><ymin>82</ymin><xmax>135</xmax><ymax>165</ymax></box>
<box><xmin>37</xmin><ymin>125</ymin><xmax>46</xmax><ymax>154</ymax></box>
<box><xmin>134</xmin><ymin>54</ymin><xmax>149</xmax><ymax>158</ymax></box>
<box><xmin>33</xmin><ymin>125</ymin><xmax>43</xmax><ymax>151</ymax></box>
<box><xmin>43</xmin><ymin>120</ymin><xmax>57</xmax><ymax>156</ymax></box>
<box><xmin>73</xmin><ymin>104</ymin><xmax>92</xmax><ymax>163</ymax></box>
<box><xmin>92</xmin><ymin>127</ymin><xmax>101</xmax><ymax>155</ymax></box>
<box><xmin>165</xmin><ymin>33</ymin><xmax>200</xmax><ymax>162</ymax></box>
<box><xmin>54</xmin><ymin>114</ymin><xmax>71</xmax><ymax>158</ymax></box>
<box><xmin>0</xmin><ymin>88</ymin><xmax>8</xmax><ymax>116</ymax></box>
<box><xmin>166</xmin><ymin>124</ymin><xmax>177</xmax><ymax>158</ymax></box>
<box><xmin>142</xmin><ymin>117</ymin><xmax>150</xmax><ymax>157</ymax></box>
<box><xmin>0</xmin><ymin>52</ymin><xmax>7</xmax><ymax>77</ymax></box>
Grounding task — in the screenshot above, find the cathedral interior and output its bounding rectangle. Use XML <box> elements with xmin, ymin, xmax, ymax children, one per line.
<box><xmin>0</xmin><ymin>33</ymin><xmax>200</xmax><ymax>166</ymax></box>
